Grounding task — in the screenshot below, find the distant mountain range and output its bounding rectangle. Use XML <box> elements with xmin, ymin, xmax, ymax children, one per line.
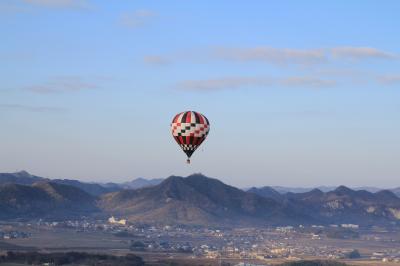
<box><xmin>100</xmin><ymin>177</ymin><xmax>164</xmax><ymax>190</ymax></box>
<box><xmin>392</xmin><ymin>188</ymin><xmax>400</xmax><ymax>197</ymax></box>
<box><xmin>247</xmin><ymin>186</ymin><xmax>284</xmax><ymax>202</ymax></box>
<box><xmin>263</xmin><ymin>185</ymin><xmax>400</xmax><ymax>196</ymax></box>
<box><xmin>0</xmin><ymin>171</ymin><xmax>399</xmax><ymax>227</ymax></box>
<box><xmin>0</xmin><ymin>181</ymin><xmax>98</xmax><ymax>220</ymax></box>
<box><xmin>2</xmin><ymin>171</ymin><xmax>397</xmax><ymax>197</ymax></box>
<box><xmin>248</xmin><ymin>186</ymin><xmax>400</xmax><ymax>226</ymax></box>
<box><xmin>248</xmin><ymin>185</ymin><xmax>400</xmax><ymax>198</ymax></box>
<box><xmin>98</xmin><ymin>174</ymin><xmax>314</xmax><ymax>226</ymax></box>
<box><xmin>0</xmin><ymin>171</ymin><xmax>163</xmax><ymax>196</ymax></box>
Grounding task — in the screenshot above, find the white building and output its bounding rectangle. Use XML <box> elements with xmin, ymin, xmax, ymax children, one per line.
<box><xmin>108</xmin><ymin>216</ymin><xmax>127</xmax><ymax>225</ymax></box>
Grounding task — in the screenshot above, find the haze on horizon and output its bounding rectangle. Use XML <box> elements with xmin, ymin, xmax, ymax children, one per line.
<box><xmin>1</xmin><ymin>1</ymin><xmax>399</xmax><ymax>188</ymax></box>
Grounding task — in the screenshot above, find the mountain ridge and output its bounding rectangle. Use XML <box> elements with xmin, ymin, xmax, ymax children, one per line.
<box><xmin>1</xmin><ymin>171</ymin><xmax>399</xmax><ymax>227</ymax></box>
<box><xmin>0</xmin><ymin>171</ymin><xmax>163</xmax><ymax>196</ymax></box>
<box><xmin>99</xmin><ymin>174</ymin><xmax>316</xmax><ymax>226</ymax></box>
<box><xmin>0</xmin><ymin>181</ymin><xmax>99</xmax><ymax>220</ymax></box>
<box><xmin>2</xmin><ymin>171</ymin><xmax>398</xmax><ymax>197</ymax></box>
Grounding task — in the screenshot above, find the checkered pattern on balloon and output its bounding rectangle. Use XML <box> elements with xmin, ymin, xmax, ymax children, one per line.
<box><xmin>171</xmin><ymin>111</ymin><xmax>210</xmax><ymax>163</ymax></box>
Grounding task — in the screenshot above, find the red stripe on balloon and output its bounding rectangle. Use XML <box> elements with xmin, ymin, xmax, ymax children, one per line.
<box><xmin>186</xmin><ymin>111</ymin><xmax>192</xmax><ymax>123</ymax></box>
<box><xmin>173</xmin><ymin>112</ymin><xmax>183</xmax><ymax>123</ymax></box>
<box><xmin>198</xmin><ymin>113</ymin><xmax>204</xmax><ymax>124</ymax></box>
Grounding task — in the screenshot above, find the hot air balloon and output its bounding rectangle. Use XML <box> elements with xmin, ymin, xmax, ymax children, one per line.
<box><xmin>171</xmin><ymin>111</ymin><xmax>210</xmax><ymax>163</ymax></box>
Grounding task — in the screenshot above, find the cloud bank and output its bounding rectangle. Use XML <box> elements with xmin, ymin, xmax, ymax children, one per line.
<box><xmin>145</xmin><ymin>46</ymin><xmax>398</xmax><ymax>66</ymax></box>
<box><xmin>177</xmin><ymin>76</ymin><xmax>337</xmax><ymax>91</ymax></box>
<box><xmin>22</xmin><ymin>0</ymin><xmax>90</xmax><ymax>9</ymax></box>
<box><xmin>143</xmin><ymin>55</ymin><xmax>170</xmax><ymax>65</ymax></box>
<box><xmin>23</xmin><ymin>76</ymin><xmax>98</xmax><ymax>94</ymax></box>
<box><xmin>213</xmin><ymin>47</ymin><xmax>326</xmax><ymax>65</ymax></box>
<box><xmin>0</xmin><ymin>103</ymin><xmax>66</xmax><ymax>113</ymax></box>
<box><xmin>378</xmin><ymin>74</ymin><xmax>400</xmax><ymax>85</ymax></box>
<box><xmin>331</xmin><ymin>47</ymin><xmax>397</xmax><ymax>60</ymax></box>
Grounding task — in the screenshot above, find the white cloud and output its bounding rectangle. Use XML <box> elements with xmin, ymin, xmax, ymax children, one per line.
<box><xmin>177</xmin><ymin>77</ymin><xmax>272</xmax><ymax>91</ymax></box>
<box><xmin>331</xmin><ymin>47</ymin><xmax>397</xmax><ymax>60</ymax></box>
<box><xmin>22</xmin><ymin>0</ymin><xmax>90</xmax><ymax>9</ymax></box>
<box><xmin>177</xmin><ymin>76</ymin><xmax>336</xmax><ymax>91</ymax></box>
<box><xmin>213</xmin><ymin>47</ymin><xmax>326</xmax><ymax>65</ymax></box>
<box><xmin>0</xmin><ymin>103</ymin><xmax>66</xmax><ymax>113</ymax></box>
<box><xmin>143</xmin><ymin>55</ymin><xmax>170</xmax><ymax>65</ymax></box>
<box><xmin>23</xmin><ymin>76</ymin><xmax>98</xmax><ymax>94</ymax></box>
<box><xmin>145</xmin><ymin>46</ymin><xmax>398</xmax><ymax>66</ymax></box>
<box><xmin>120</xmin><ymin>10</ymin><xmax>156</xmax><ymax>29</ymax></box>
<box><xmin>378</xmin><ymin>75</ymin><xmax>400</xmax><ymax>85</ymax></box>
<box><xmin>279</xmin><ymin>77</ymin><xmax>337</xmax><ymax>88</ymax></box>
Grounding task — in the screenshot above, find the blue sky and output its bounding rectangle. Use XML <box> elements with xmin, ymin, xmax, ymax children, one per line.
<box><xmin>1</xmin><ymin>0</ymin><xmax>399</xmax><ymax>187</ymax></box>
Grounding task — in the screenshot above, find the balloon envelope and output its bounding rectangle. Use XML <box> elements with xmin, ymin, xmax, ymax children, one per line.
<box><xmin>171</xmin><ymin>111</ymin><xmax>210</xmax><ymax>161</ymax></box>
